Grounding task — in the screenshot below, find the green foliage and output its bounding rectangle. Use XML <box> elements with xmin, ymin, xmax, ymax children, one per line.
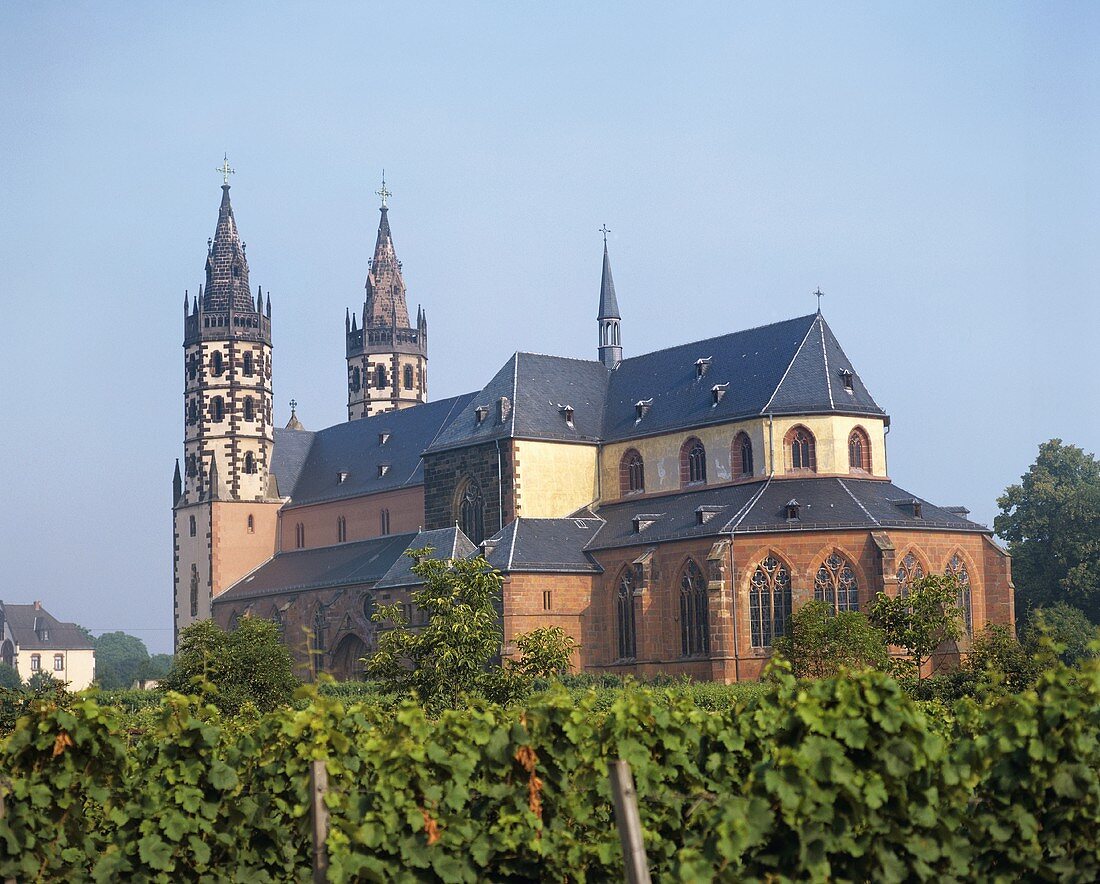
<box><xmin>2</xmin><ymin>660</ymin><xmax>1100</xmax><ymax>880</ymax></box>
<box><xmin>966</xmin><ymin>623</ymin><xmax>1043</xmax><ymax>694</ymax></box>
<box><xmin>508</xmin><ymin>626</ymin><xmax>576</xmax><ymax>680</ymax></box>
<box><xmin>996</xmin><ymin>439</ymin><xmax>1100</xmax><ymax>623</ymax></box>
<box><xmin>869</xmin><ymin>575</ymin><xmax>964</xmax><ymax>679</ymax></box>
<box><xmin>160</xmin><ymin>618</ymin><xmax>298</xmax><ymax>714</ymax></box>
<box><xmin>0</xmin><ymin>663</ymin><xmax>20</xmax><ymax>690</ymax></box>
<box><xmin>143</xmin><ymin>653</ymin><xmax>174</xmax><ymax>681</ymax></box>
<box><xmin>773</xmin><ymin>600</ymin><xmax>889</xmax><ymax>678</ymax></box>
<box><xmin>94</xmin><ymin>631</ymin><xmax>150</xmax><ymax>690</ymax></box>
<box><xmin>1024</xmin><ymin>602</ymin><xmax>1100</xmax><ymax>666</ymax></box>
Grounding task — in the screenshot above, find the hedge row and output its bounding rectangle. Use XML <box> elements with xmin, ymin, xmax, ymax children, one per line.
<box><xmin>1</xmin><ymin>661</ymin><xmax>1098</xmax><ymax>882</ymax></box>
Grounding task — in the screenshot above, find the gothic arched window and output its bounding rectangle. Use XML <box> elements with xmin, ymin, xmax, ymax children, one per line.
<box><xmin>351</xmin><ymin>367</ymin><xmax>361</xmax><ymax>392</ymax></box>
<box><xmin>403</xmin><ymin>365</ymin><xmax>414</xmax><ymax>390</ymax></box>
<box><xmin>375</xmin><ymin>365</ymin><xmax>388</xmax><ymax>389</ymax></box>
<box><xmin>187</xmin><ymin>454</ymin><xmax>197</xmax><ymax>478</ymax></box>
<box><xmin>814</xmin><ymin>552</ymin><xmax>859</xmax><ymax>612</ymax></box>
<box><xmin>188</xmin><ymin>400</ymin><xmax>198</xmax><ymax>425</ymax></box>
<box><xmin>243</xmin><ymin>351</ymin><xmax>254</xmax><ymax>377</ymax></box>
<box><xmin>749</xmin><ymin>555</ymin><xmax>792</xmax><ymax>648</ymax></box>
<box><xmin>946</xmin><ymin>553</ymin><xmax>973</xmax><ymax>634</ymax></box>
<box><xmin>848</xmin><ymin>427</ymin><xmax>871</xmax><ymax>473</ymax></box>
<box><xmin>247</xmin><ymin>514</ymin><xmax>254</xmax><ymax>534</ymax></box>
<box><xmin>190</xmin><ymin>564</ymin><xmax>199</xmax><ymax>617</ymax></box>
<box><xmin>189</xmin><ymin>515</ymin><xmax>196</xmax><ymax>537</ymax></box>
<box><xmin>620</xmin><ymin>449</ymin><xmax>645</xmax><ymax>496</ymax></box>
<box><xmin>458</xmin><ymin>480</ymin><xmax>485</xmax><ymax>544</ymax></box>
<box><xmin>681</xmin><ymin>437</ymin><xmax>707</xmax><ymax>486</ymax></box>
<box><xmin>210</xmin><ymin>350</ymin><xmax>224</xmax><ymax>377</ymax></box>
<box><xmin>896</xmin><ymin>552</ymin><xmax>925</xmax><ymax>597</ymax></box>
<box><xmin>679</xmin><ymin>560</ymin><xmax>709</xmax><ymax>657</ymax></box>
<box><xmin>380</xmin><ymin>509</ymin><xmax>391</xmax><ymax>535</ymax></box>
<box><xmin>243</xmin><ymin>397</ymin><xmax>255</xmax><ymax>422</ymax></box>
<box><xmin>243</xmin><ymin>452</ymin><xmax>256</xmax><ymax>474</ymax></box>
<box><xmin>733</xmin><ymin>432</ymin><xmax>753</xmax><ymax>477</ymax></box>
<box><xmin>295</xmin><ymin>523</ymin><xmax>305</xmax><ymax>549</ymax></box>
<box><xmin>312</xmin><ymin>607</ymin><xmax>326</xmax><ymax>672</ymax></box>
<box><xmin>209</xmin><ymin>396</ymin><xmax>225</xmax><ymax>423</ymax></box>
<box><xmin>785</xmin><ymin>426</ymin><xmax>816</xmax><ymax>472</ymax></box>
<box><xmin>337</xmin><ymin>516</ymin><xmax>347</xmax><ymax>543</ymax></box>
<box><xmin>616</xmin><ymin>568</ymin><xmax>637</xmax><ymax>660</ymax></box>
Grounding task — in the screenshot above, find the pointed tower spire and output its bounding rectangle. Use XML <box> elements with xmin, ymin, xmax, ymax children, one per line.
<box><xmin>173</xmin><ymin>459</ymin><xmax>183</xmax><ymax>505</ymax></box>
<box><xmin>597</xmin><ymin>225</ymin><xmax>622</xmax><ymax>369</ymax></box>
<box><xmin>363</xmin><ymin>174</ymin><xmax>409</xmax><ymax>328</ymax></box>
<box><xmin>202</xmin><ymin>163</ymin><xmax>255</xmax><ymax>313</ymax></box>
<box><xmin>285</xmin><ymin>399</ymin><xmax>305</xmax><ymax>430</ymax></box>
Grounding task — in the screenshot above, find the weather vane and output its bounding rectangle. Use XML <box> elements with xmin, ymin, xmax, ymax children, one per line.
<box><xmin>376</xmin><ymin>171</ymin><xmax>391</xmax><ymax>208</ymax></box>
<box><xmin>217</xmin><ymin>154</ymin><xmax>235</xmax><ymax>185</ymax></box>
<box><xmin>814</xmin><ymin>287</ymin><xmax>825</xmax><ymax>312</ymax></box>
<box><xmin>599</xmin><ymin>224</ymin><xmax>611</xmax><ymax>245</ymax></box>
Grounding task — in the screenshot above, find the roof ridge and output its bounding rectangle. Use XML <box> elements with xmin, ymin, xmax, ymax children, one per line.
<box><xmin>818</xmin><ymin>315</ymin><xmax>835</xmax><ymax>409</ymax></box>
<box><xmin>618</xmin><ymin>313</ymin><xmax>818</xmax><ymax>365</ymax></box>
<box><xmin>725</xmin><ymin>476</ymin><xmax>773</xmax><ymax>531</ymax></box>
<box><xmin>514</xmin><ymin>350</ymin><xmax>605</xmax><ymax>365</ymax></box>
<box><xmin>762</xmin><ymin>316</ymin><xmax>819</xmax><ymax>413</ymax></box>
<box><xmin>836</xmin><ymin>478</ymin><xmax>880</xmax><ymax>525</ymax></box>
<box><xmin>507</xmin><ymin>517</ymin><xmax>520</xmax><ymax>570</ymax></box>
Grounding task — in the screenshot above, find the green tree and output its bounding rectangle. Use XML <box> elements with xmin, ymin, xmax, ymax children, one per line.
<box><xmin>509</xmin><ymin>626</ymin><xmax>577</xmax><ymax>680</ymax></box>
<box><xmin>995</xmin><ymin>439</ymin><xmax>1100</xmax><ymax>623</ymax></box>
<box><xmin>141</xmin><ymin>653</ymin><xmax>174</xmax><ymax>681</ymax></box>
<box><xmin>965</xmin><ymin>623</ymin><xmax>1042</xmax><ymax>693</ymax></box>
<box><xmin>161</xmin><ymin>617</ymin><xmax>298</xmax><ymax>713</ymax></box>
<box><xmin>94</xmin><ymin>631</ymin><xmax>150</xmax><ymax>689</ymax></box>
<box><xmin>869</xmin><ymin>574</ymin><xmax>964</xmax><ymax>680</ymax></box>
<box><xmin>0</xmin><ymin>662</ymin><xmax>21</xmax><ymax>690</ymax></box>
<box><xmin>1023</xmin><ymin>602</ymin><xmax>1099</xmax><ymax>666</ymax></box>
<box><xmin>773</xmin><ymin>601</ymin><xmax>889</xmax><ymax>678</ymax></box>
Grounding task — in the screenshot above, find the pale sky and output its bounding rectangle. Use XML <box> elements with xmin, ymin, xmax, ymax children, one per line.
<box><xmin>1</xmin><ymin>2</ymin><xmax>1097</xmax><ymax>653</ymax></box>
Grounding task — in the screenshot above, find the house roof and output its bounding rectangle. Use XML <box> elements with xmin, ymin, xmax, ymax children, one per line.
<box><xmin>585</xmin><ymin>476</ymin><xmax>987</xmax><ymax>552</ymax></box>
<box><xmin>483</xmin><ymin>518</ymin><xmax>604</xmax><ymax>573</ymax></box>
<box><xmin>1</xmin><ymin>603</ymin><xmax>94</xmax><ymax>651</ymax></box>
<box><xmin>374</xmin><ymin>527</ymin><xmax>479</xmax><ymax>589</ymax></box>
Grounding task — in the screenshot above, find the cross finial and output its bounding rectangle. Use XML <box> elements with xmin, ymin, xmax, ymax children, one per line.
<box><xmin>289</xmin><ymin>399</ymin><xmax>297</xmax><ymax>413</ymax></box>
<box><xmin>599</xmin><ymin>224</ymin><xmax>611</xmax><ymax>245</ymax></box>
<box><xmin>217</xmin><ymin>154</ymin><xmax>235</xmax><ymax>186</ymax></box>
<box><xmin>376</xmin><ymin>171</ymin><xmax>391</xmax><ymax>208</ymax></box>
<box><xmin>814</xmin><ymin>287</ymin><xmax>825</xmax><ymax>313</ymax></box>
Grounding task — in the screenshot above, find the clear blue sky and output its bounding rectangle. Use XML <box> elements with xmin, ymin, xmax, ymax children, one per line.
<box><xmin>1</xmin><ymin>3</ymin><xmax>1097</xmax><ymax>653</ymax></box>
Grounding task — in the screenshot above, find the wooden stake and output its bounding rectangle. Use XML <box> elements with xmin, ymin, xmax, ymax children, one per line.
<box><xmin>608</xmin><ymin>760</ymin><xmax>651</xmax><ymax>884</ymax></box>
<box><xmin>310</xmin><ymin>759</ymin><xmax>330</xmax><ymax>883</ymax></box>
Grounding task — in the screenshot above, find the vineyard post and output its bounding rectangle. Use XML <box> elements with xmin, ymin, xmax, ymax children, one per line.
<box><xmin>608</xmin><ymin>760</ymin><xmax>651</xmax><ymax>884</ymax></box>
<box><xmin>310</xmin><ymin>759</ymin><xmax>330</xmax><ymax>883</ymax></box>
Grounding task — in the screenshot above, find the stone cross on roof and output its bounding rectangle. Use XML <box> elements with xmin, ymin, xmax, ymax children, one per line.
<box><xmin>376</xmin><ymin>172</ymin><xmax>391</xmax><ymax>208</ymax></box>
<box><xmin>217</xmin><ymin>154</ymin><xmax>235</xmax><ymax>186</ymax></box>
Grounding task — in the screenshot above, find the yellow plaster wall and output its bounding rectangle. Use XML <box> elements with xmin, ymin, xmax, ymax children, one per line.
<box><xmin>16</xmin><ymin>648</ymin><xmax>95</xmax><ymax>691</ymax></box>
<box><xmin>513</xmin><ymin>440</ymin><xmax>599</xmax><ymax>518</ymax></box>
<box><xmin>767</xmin><ymin>415</ymin><xmax>886</xmax><ymax>477</ymax></box>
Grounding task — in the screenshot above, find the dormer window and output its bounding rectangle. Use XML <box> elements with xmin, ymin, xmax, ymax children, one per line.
<box><xmin>840</xmin><ymin>368</ymin><xmax>854</xmax><ymax>393</ymax></box>
<box><xmin>475</xmin><ymin>405</ymin><xmax>489</xmax><ymax>424</ymax></box>
<box><xmin>891</xmin><ymin>498</ymin><xmax>923</xmax><ymax>519</ymax></box>
<box><xmin>785</xmin><ymin>499</ymin><xmax>801</xmax><ymax>521</ymax></box>
<box><xmin>695</xmin><ymin>357</ymin><xmax>712</xmax><ymax>378</ymax></box>
<box><xmin>378</xmin><ymin>432</ymin><xmax>390</xmax><ymax>445</ymax></box>
<box><xmin>711</xmin><ymin>383</ymin><xmax>728</xmax><ymax>405</ymax></box>
<box><xmin>559</xmin><ymin>404</ymin><xmax>575</xmax><ymax>425</ymax></box>
<box><xmin>696</xmin><ymin>506</ymin><xmax>723</xmax><ymax>525</ymax></box>
<box><xmin>632</xmin><ymin>513</ymin><xmax>661</xmax><ymax>534</ymax></box>
<box><xmin>635</xmin><ymin>399</ymin><xmax>653</xmax><ymax>420</ymax></box>
<box><xmin>337</xmin><ymin>471</ymin><xmax>349</xmax><ymax>484</ymax></box>
<box><xmin>378</xmin><ymin>464</ymin><xmax>390</xmax><ymax>478</ymax></box>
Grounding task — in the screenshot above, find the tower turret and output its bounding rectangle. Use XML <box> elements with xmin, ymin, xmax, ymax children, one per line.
<box><xmin>597</xmin><ymin>226</ymin><xmax>622</xmax><ymax>369</ymax></box>
<box><xmin>345</xmin><ymin>175</ymin><xmax>428</xmax><ymax>419</ymax></box>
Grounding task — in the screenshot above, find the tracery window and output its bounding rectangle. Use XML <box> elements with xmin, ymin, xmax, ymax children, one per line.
<box><xmin>895</xmin><ymin>552</ymin><xmax>925</xmax><ymax>597</ymax></box>
<box><xmin>785</xmin><ymin>426</ymin><xmax>816</xmax><ymax>472</ymax></box>
<box><xmin>679</xmin><ymin>560</ymin><xmax>709</xmax><ymax>657</ymax></box>
<box><xmin>243</xmin><ymin>452</ymin><xmax>256</xmax><ymax>474</ymax></box>
<box><xmin>814</xmin><ymin>552</ymin><xmax>859</xmax><ymax>612</ymax></box>
<box><xmin>403</xmin><ymin>365</ymin><xmax>414</xmax><ymax>390</ymax></box>
<box><xmin>681</xmin><ymin>437</ymin><xmax>707</xmax><ymax>486</ymax></box>
<box><xmin>749</xmin><ymin>555</ymin><xmax>792</xmax><ymax>648</ymax></box>
<box><xmin>190</xmin><ymin>564</ymin><xmax>199</xmax><ymax>617</ymax></box>
<box><xmin>458</xmin><ymin>479</ymin><xmax>485</xmax><ymax>544</ymax></box>
<box><xmin>733</xmin><ymin>432</ymin><xmax>754</xmax><ymax>477</ymax></box>
<box><xmin>209</xmin><ymin>396</ymin><xmax>225</xmax><ymax>423</ymax></box>
<box><xmin>848</xmin><ymin>427</ymin><xmax>871</xmax><ymax>472</ymax></box>
<box><xmin>620</xmin><ymin>449</ymin><xmax>645</xmax><ymax>496</ymax></box>
<box><xmin>616</xmin><ymin>568</ymin><xmax>637</xmax><ymax>660</ymax></box>
<box><xmin>243</xmin><ymin>397</ymin><xmax>255</xmax><ymax>422</ymax></box>
<box><xmin>946</xmin><ymin>553</ymin><xmax>973</xmax><ymax>633</ymax></box>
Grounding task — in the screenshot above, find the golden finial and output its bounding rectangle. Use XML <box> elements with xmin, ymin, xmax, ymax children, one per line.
<box><xmin>217</xmin><ymin>154</ymin><xmax>235</xmax><ymax>185</ymax></box>
<box><xmin>376</xmin><ymin>171</ymin><xmax>391</xmax><ymax>208</ymax></box>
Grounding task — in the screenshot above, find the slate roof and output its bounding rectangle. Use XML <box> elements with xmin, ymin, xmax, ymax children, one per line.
<box><xmin>585</xmin><ymin>477</ymin><xmax>987</xmax><ymax>552</ymax></box>
<box><xmin>215</xmin><ymin>533</ymin><xmax>419</xmax><ymax>604</ymax></box>
<box><xmin>278</xmin><ymin>393</ymin><xmax>476</xmax><ymax>507</ymax></box>
<box><xmin>1</xmin><ymin>604</ymin><xmax>94</xmax><ymax>651</ymax></box>
<box><xmin>374</xmin><ymin>527</ymin><xmax>479</xmax><ymax>589</ymax></box>
<box><xmin>483</xmin><ymin>518</ymin><xmax>604</xmax><ymax>573</ymax></box>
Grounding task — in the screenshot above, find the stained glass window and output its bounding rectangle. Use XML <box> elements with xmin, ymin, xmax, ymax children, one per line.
<box><xmin>814</xmin><ymin>552</ymin><xmax>859</xmax><ymax>612</ymax></box>
<box><xmin>749</xmin><ymin>555</ymin><xmax>792</xmax><ymax>648</ymax></box>
<box><xmin>679</xmin><ymin>560</ymin><xmax>709</xmax><ymax>657</ymax></box>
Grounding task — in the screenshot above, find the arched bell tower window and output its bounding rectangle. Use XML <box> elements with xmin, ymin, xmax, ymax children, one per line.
<box><xmin>848</xmin><ymin>427</ymin><xmax>871</xmax><ymax>473</ymax></box>
<box><xmin>680</xmin><ymin>437</ymin><xmax>707</xmax><ymax>486</ymax></box>
<box><xmin>351</xmin><ymin>367</ymin><xmax>361</xmax><ymax>392</ymax></box>
<box><xmin>243</xmin><ymin>397</ymin><xmax>255</xmax><ymax>422</ymax></box>
<box><xmin>749</xmin><ymin>555</ymin><xmax>792</xmax><ymax>648</ymax></box>
<box><xmin>895</xmin><ymin>552</ymin><xmax>925</xmax><ymax>597</ymax></box>
<box><xmin>814</xmin><ymin>552</ymin><xmax>859</xmax><ymax>612</ymax></box>
<box><xmin>189</xmin><ymin>564</ymin><xmax>199</xmax><ymax>617</ymax></box>
<box><xmin>946</xmin><ymin>553</ymin><xmax>973</xmax><ymax>633</ymax></box>
<box><xmin>186</xmin><ymin>454</ymin><xmax>197</xmax><ymax>478</ymax></box>
<box><xmin>209</xmin><ymin>396</ymin><xmax>225</xmax><ymax>423</ymax></box>
<box><xmin>403</xmin><ymin>365</ymin><xmax>414</xmax><ymax>390</ymax></box>
<box><xmin>620</xmin><ymin>449</ymin><xmax>645</xmax><ymax>496</ymax></box>
<box><xmin>210</xmin><ymin>350</ymin><xmax>224</xmax><ymax>377</ymax></box>
<box><xmin>784</xmin><ymin>426</ymin><xmax>816</xmax><ymax>472</ymax></box>
<box><xmin>375</xmin><ymin>365</ymin><xmax>388</xmax><ymax>389</ymax></box>
<box><xmin>243</xmin><ymin>352</ymin><xmax>254</xmax><ymax>377</ymax></box>
<box><xmin>189</xmin><ymin>515</ymin><xmax>196</xmax><ymax>537</ymax></box>
<box><xmin>457</xmin><ymin>479</ymin><xmax>485</xmax><ymax>544</ymax></box>
<box><xmin>188</xmin><ymin>400</ymin><xmax>198</xmax><ymax>425</ymax></box>
<box><xmin>243</xmin><ymin>452</ymin><xmax>256</xmax><ymax>474</ymax></box>
<box><xmin>679</xmin><ymin>560</ymin><xmax>709</xmax><ymax>657</ymax></box>
<box><xmin>616</xmin><ymin>567</ymin><xmax>637</xmax><ymax>660</ymax></box>
<box><xmin>732</xmin><ymin>432</ymin><xmax>753</xmax><ymax>478</ymax></box>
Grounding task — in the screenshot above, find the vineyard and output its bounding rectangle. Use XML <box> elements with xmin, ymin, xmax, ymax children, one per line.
<box><xmin>1</xmin><ymin>660</ymin><xmax>1098</xmax><ymax>882</ymax></box>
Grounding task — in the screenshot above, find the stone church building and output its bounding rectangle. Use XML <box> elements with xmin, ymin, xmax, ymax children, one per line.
<box><xmin>172</xmin><ymin>177</ymin><xmax>1014</xmax><ymax>681</ymax></box>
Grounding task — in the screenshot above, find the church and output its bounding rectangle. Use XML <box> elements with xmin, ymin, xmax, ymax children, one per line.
<box><xmin>172</xmin><ymin>171</ymin><xmax>1015</xmax><ymax>681</ymax></box>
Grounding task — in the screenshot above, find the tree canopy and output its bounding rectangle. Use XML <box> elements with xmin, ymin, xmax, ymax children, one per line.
<box><xmin>869</xmin><ymin>575</ymin><xmax>964</xmax><ymax>680</ymax></box>
<box><xmin>773</xmin><ymin>601</ymin><xmax>889</xmax><ymax>679</ymax></box>
<box><xmin>996</xmin><ymin>439</ymin><xmax>1100</xmax><ymax>623</ymax></box>
<box><xmin>94</xmin><ymin>631</ymin><xmax>150</xmax><ymax>690</ymax></box>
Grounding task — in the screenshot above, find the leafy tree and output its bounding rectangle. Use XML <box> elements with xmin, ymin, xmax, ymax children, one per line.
<box><xmin>869</xmin><ymin>574</ymin><xmax>964</xmax><ymax>680</ymax></box>
<box><xmin>1023</xmin><ymin>603</ymin><xmax>1099</xmax><ymax>666</ymax></box>
<box><xmin>995</xmin><ymin>439</ymin><xmax>1100</xmax><ymax>623</ymax></box>
<box><xmin>773</xmin><ymin>601</ymin><xmax>889</xmax><ymax>678</ymax></box>
<box><xmin>161</xmin><ymin>617</ymin><xmax>298</xmax><ymax>713</ymax></box>
<box><xmin>141</xmin><ymin>653</ymin><xmax>174</xmax><ymax>682</ymax></box>
<box><xmin>0</xmin><ymin>662</ymin><xmax>21</xmax><ymax>690</ymax></box>
<box><xmin>24</xmin><ymin>671</ymin><xmax>63</xmax><ymax>693</ymax></box>
<box><xmin>509</xmin><ymin>626</ymin><xmax>577</xmax><ymax>680</ymax></box>
<box><xmin>94</xmin><ymin>631</ymin><xmax>150</xmax><ymax>689</ymax></box>
<box><xmin>965</xmin><ymin>623</ymin><xmax>1042</xmax><ymax>693</ymax></box>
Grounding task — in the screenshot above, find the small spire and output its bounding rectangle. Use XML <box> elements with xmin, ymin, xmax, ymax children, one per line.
<box><xmin>184</xmin><ymin>290</ymin><xmax>190</xmax><ymax>313</ymax></box>
<box><xmin>257</xmin><ymin>286</ymin><xmax>264</xmax><ymax>313</ymax></box>
<box><xmin>597</xmin><ymin>228</ymin><xmax>623</xmax><ymax>369</ymax></box>
<box><xmin>173</xmin><ymin>459</ymin><xmax>183</xmax><ymax>505</ymax></box>
<box><xmin>266</xmin><ymin>291</ymin><xmax>271</xmax><ymax>318</ymax></box>
<box><xmin>285</xmin><ymin>399</ymin><xmax>305</xmax><ymax>431</ymax></box>
<box><xmin>345</xmin><ymin>306</ymin><xmax>351</xmax><ymax>332</ymax></box>
<box><xmin>598</xmin><ymin>229</ymin><xmax>620</xmax><ymax>320</ymax></box>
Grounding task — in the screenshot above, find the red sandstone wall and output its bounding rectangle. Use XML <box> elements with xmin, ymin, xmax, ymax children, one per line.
<box><xmin>277</xmin><ymin>486</ymin><xmax>425</xmax><ymax>550</ymax></box>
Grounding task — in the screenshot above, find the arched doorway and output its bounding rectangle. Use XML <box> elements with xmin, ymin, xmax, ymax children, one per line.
<box><xmin>330</xmin><ymin>633</ymin><xmax>368</xmax><ymax>681</ymax></box>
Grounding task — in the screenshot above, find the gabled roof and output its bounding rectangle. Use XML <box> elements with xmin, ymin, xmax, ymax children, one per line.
<box><xmin>483</xmin><ymin>517</ymin><xmax>604</xmax><ymax>573</ymax></box>
<box><xmin>1</xmin><ymin>603</ymin><xmax>94</xmax><ymax>651</ymax></box>
<box><xmin>374</xmin><ymin>527</ymin><xmax>478</xmax><ymax>589</ymax></box>
<box><xmin>279</xmin><ymin>392</ymin><xmax>475</xmax><ymax>507</ymax></box>
<box><xmin>426</xmin><ymin>353</ymin><xmax>610</xmax><ymax>452</ymax></box>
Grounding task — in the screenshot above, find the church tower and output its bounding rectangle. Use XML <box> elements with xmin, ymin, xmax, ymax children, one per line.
<box><xmin>597</xmin><ymin>226</ymin><xmax>622</xmax><ymax>369</ymax></box>
<box><xmin>346</xmin><ymin>178</ymin><xmax>428</xmax><ymax>419</ymax></box>
<box><xmin>172</xmin><ymin>161</ymin><xmax>280</xmax><ymax>644</ymax></box>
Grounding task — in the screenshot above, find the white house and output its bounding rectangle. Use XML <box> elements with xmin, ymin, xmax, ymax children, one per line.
<box><xmin>0</xmin><ymin>600</ymin><xmax>96</xmax><ymax>690</ymax></box>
